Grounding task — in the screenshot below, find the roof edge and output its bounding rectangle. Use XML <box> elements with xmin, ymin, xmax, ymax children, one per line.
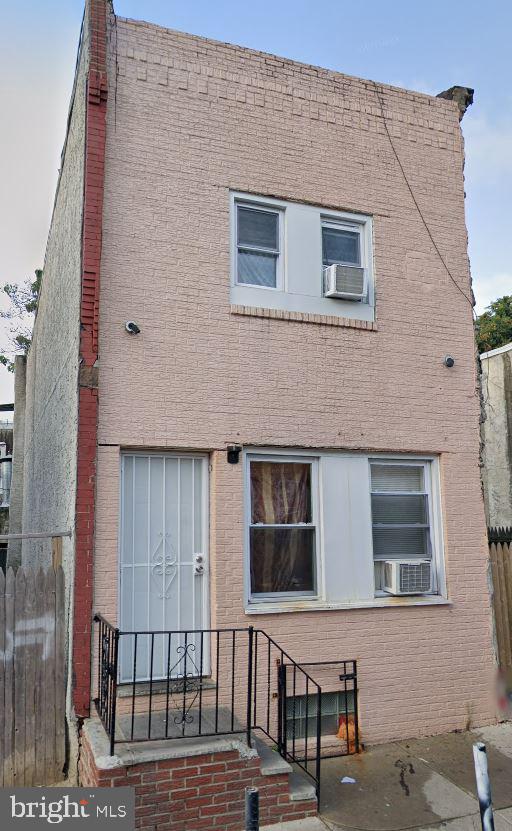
<box><xmin>480</xmin><ymin>342</ymin><xmax>512</xmax><ymax>360</ymax></box>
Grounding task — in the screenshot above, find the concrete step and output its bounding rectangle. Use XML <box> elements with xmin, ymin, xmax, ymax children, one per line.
<box><xmin>254</xmin><ymin>737</ymin><xmax>293</xmax><ymax>776</ymax></box>
<box><xmin>288</xmin><ymin>771</ymin><xmax>317</xmax><ymax>802</ymax></box>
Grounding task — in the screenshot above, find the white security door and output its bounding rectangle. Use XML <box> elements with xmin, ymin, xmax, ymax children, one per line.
<box><xmin>119</xmin><ymin>453</ymin><xmax>208</xmax><ymax>682</ymax></box>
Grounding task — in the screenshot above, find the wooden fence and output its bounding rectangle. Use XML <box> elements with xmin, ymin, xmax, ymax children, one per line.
<box><xmin>489</xmin><ymin>527</ymin><xmax>512</xmax><ymax>669</ymax></box>
<box><xmin>0</xmin><ymin>566</ymin><xmax>66</xmax><ymax>786</ymax></box>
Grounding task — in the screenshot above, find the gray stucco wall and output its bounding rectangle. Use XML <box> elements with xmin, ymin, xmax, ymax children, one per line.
<box><xmin>482</xmin><ymin>344</ymin><xmax>512</xmax><ymax>527</ymax></box>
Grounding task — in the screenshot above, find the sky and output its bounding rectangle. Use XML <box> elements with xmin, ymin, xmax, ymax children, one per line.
<box><xmin>0</xmin><ymin>0</ymin><xmax>510</xmax><ymax>404</ymax></box>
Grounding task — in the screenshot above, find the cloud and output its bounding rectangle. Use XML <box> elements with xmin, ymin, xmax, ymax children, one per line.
<box><xmin>464</xmin><ymin>115</ymin><xmax>512</xmax><ymax>183</ymax></box>
<box><xmin>472</xmin><ymin>272</ymin><xmax>512</xmax><ymax>314</ymax></box>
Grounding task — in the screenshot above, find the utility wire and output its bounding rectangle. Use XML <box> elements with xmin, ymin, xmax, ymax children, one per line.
<box><xmin>372</xmin><ymin>82</ymin><xmax>475</xmax><ymax>312</ymax></box>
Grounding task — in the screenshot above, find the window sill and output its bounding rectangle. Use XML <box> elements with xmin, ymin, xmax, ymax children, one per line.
<box><xmin>231</xmin><ymin>304</ymin><xmax>377</xmax><ymax>330</ymax></box>
<box><xmin>245</xmin><ymin>595</ymin><xmax>451</xmax><ymax>615</ymax></box>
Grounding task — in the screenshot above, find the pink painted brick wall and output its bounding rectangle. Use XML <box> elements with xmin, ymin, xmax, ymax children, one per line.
<box><xmin>93</xmin><ymin>18</ymin><xmax>496</xmax><ymax>743</ymax></box>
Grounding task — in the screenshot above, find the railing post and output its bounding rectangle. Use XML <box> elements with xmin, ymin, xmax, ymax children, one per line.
<box><xmin>315</xmin><ymin>687</ymin><xmax>322</xmax><ymax>807</ymax></box>
<box><xmin>109</xmin><ymin>628</ymin><xmax>120</xmax><ymax>756</ymax></box>
<box><xmin>277</xmin><ymin>662</ymin><xmax>287</xmax><ymax>759</ymax></box>
<box><xmin>246</xmin><ymin>626</ymin><xmax>254</xmax><ymax>748</ymax></box>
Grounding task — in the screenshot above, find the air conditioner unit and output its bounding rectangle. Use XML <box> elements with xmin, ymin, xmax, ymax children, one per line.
<box><xmin>382</xmin><ymin>560</ymin><xmax>431</xmax><ymax>596</ymax></box>
<box><xmin>323</xmin><ymin>264</ymin><xmax>366</xmax><ymax>300</ymax></box>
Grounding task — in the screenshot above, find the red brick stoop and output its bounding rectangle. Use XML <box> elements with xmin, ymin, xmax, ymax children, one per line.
<box><xmin>79</xmin><ymin>720</ymin><xmax>318</xmax><ymax>830</ymax></box>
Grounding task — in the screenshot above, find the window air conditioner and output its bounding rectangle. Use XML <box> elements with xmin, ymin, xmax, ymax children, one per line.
<box><xmin>383</xmin><ymin>560</ymin><xmax>431</xmax><ymax>596</ymax></box>
<box><xmin>323</xmin><ymin>264</ymin><xmax>366</xmax><ymax>300</ymax></box>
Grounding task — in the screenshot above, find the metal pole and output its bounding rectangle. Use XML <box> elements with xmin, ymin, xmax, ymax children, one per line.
<box><xmin>473</xmin><ymin>742</ymin><xmax>495</xmax><ymax>831</ymax></box>
<box><xmin>245</xmin><ymin>786</ymin><xmax>259</xmax><ymax>831</ymax></box>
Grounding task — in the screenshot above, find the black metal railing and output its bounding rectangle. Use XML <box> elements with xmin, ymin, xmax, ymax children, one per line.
<box><xmin>93</xmin><ymin>615</ymin><xmax>359</xmax><ymax>802</ymax></box>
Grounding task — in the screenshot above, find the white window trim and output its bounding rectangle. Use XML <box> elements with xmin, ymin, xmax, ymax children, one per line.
<box><xmin>243</xmin><ymin>448</ymin><xmax>447</xmax><ymax>614</ymax></box>
<box><xmin>230</xmin><ymin>192</ymin><xmax>375</xmax><ymax>320</ymax></box>
<box><xmin>244</xmin><ymin>452</ymin><xmax>322</xmax><ymax>604</ymax></box>
<box><xmin>234</xmin><ymin>199</ymin><xmax>284</xmax><ymax>292</ymax></box>
<box><xmin>369</xmin><ymin>458</ymin><xmax>444</xmax><ymax>597</ymax></box>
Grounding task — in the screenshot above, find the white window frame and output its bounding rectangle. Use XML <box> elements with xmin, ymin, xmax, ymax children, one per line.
<box><xmin>369</xmin><ymin>457</ymin><xmax>444</xmax><ymax>597</ymax></box>
<box><xmin>230</xmin><ymin>192</ymin><xmax>375</xmax><ymax>322</ymax></box>
<box><xmin>234</xmin><ymin>200</ymin><xmax>284</xmax><ymax>291</ymax></box>
<box><xmin>244</xmin><ymin>453</ymin><xmax>321</xmax><ymax>603</ymax></box>
<box><xmin>243</xmin><ymin>448</ymin><xmax>447</xmax><ymax>614</ymax></box>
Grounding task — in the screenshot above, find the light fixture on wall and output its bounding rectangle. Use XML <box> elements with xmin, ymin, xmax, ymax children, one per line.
<box><xmin>227</xmin><ymin>445</ymin><xmax>242</xmax><ymax>464</ymax></box>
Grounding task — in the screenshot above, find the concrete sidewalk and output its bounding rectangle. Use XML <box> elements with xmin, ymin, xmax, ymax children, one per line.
<box><xmin>261</xmin><ymin>723</ymin><xmax>512</xmax><ymax>831</ymax></box>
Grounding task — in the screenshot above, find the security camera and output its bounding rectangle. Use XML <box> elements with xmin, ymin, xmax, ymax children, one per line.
<box><xmin>444</xmin><ymin>355</ymin><xmax>455</xmax><ymax>368</ymax></box>
<box><xmin>125</xmin><ymin>321</ymin><xmax>141</xmax><ymax>335</ymax></box>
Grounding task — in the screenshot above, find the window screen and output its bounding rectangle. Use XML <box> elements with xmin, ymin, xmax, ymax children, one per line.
<box><xmin>237</xmin><ymin>205</ymin><xmax>280</xmax><ymax>288</ymax></box>
<box><xmin>370</xmin><ymin>463</ymin><xmax>432</xmax><ymax>561</ymax></box>
<box><xmin>249</xmin><ymin>460</ymin><xmax>316</xmax><ymax>596</ymax></box>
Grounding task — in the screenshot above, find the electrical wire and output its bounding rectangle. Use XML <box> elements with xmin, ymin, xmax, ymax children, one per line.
<box><xmin>372</xmin><ymin>81</ymin><xmax>475</xmax><ymax>312</ymax></box>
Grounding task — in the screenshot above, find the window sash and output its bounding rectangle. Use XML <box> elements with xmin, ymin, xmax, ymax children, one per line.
<box><xmin>370</xmin><ymin>461</ymin><xmax>435</xmax><ymax>579</ymax></box>
<box><xmin>236</xmin><ymin>203</ymin><xmax>281</xmax><ymax>289</ymax></box>
<box><xmin>321</xmin><ymin>220</ymin><xmax>362</xmax><ymax>267</ymax></box>
<box><xmin>247</xmin><ymin>457</ymin><xmax>318</xmax><ymax>599</ymax></box>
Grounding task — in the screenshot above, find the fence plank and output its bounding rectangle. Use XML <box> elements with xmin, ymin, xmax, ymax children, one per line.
<box><xmin>34</xmin><ymin>566</ymin><xmax>46</xmax><ymax>786</ymax></box>
<box><xmin>43</xmin><ymin>568</ymin><xmax>57</xmax><ymax>784</ymax></box>
<box><xmin>24</xmin><ymin>568</ymin><xmax>37</xmax><ymax>786</ymax></box>
<box><xmin>500</xmin><ymin>543</ymin><xmax>512</xmax><ymax>667</ymax></box>
<box><xmin>3</xmin><ymin>568</ymin><xmax>15</xmax><ymax>786</ymax></box>
<box><xmin>14</xmin><ymin>567</ymin><xmax>27</xmax><ymax>786</ymax></box>
<box><xmin>54</xmin><ymin>566</ymin><xmax>66</xmax><ymax>781</ymax></box>
<box><xmin>0</xmin><ymin>569</ymin><xmax>5</xmax><ymax>787</ymax></box>
<box><xmin>490</xmin><ymin>545</ymin><xmax>506</xmax><ymax>666</ymax></box>
<box><xmin>0</xmin><ymin>565</ymin><xmax>66</xmax><ymax>787</ymax></box>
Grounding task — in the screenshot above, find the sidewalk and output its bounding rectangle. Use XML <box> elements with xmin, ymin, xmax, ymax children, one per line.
<box><xmin>262</xmin><ymin>723</ymin><xmax>512</xmax><ymax>831</ymax></box>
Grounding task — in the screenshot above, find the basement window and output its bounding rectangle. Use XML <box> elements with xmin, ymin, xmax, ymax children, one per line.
<box><xmin>286</xmin><ymin>691</ymin><xmax>354</xmax><ymax>740</ymax></box>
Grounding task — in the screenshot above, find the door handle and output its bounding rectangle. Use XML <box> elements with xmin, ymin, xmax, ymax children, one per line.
<box><xmin>193</xmin><ymin>553</ymin><xmax>205</xmax><ymax>575</ymax></box>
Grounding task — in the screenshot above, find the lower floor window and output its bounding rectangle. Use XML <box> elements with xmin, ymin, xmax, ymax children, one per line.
<box><xmin>245</xmin><ymin>451</ymin><xmax>444</xmax><ymax>605</ymax></box>
<box><xmin>286</xmin><ymin>691</ymin><xmax>354</xmax><ymax>740</ymax></box>
<box><xmin>249</xmin><ymin>459</ymin><xmax>317</xmax><ymax>597</ymax></box>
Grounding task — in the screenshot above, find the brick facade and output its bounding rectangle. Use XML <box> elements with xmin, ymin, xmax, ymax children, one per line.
<box><xmin>91</xmin><ymin>15</ymin><xmax>496</xmax><ymax>747</ymax></box>
<box><xmin>72</xmin><ymin>0</ymin><xmax>108</xmax><ymax>717</ymax></box>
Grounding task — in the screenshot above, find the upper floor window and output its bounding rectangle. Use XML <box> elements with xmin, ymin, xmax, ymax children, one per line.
<box><xmin>231</xmin><ymin>192</ymin><xmax>375</xmax><ymax>324</ymax></box>
<box><xmin>236</xmin><ymin>204</ymin><xmax>282</xmax><ymax>289</ymax></box>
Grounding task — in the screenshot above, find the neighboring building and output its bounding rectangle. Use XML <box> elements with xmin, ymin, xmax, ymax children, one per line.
<box><xmin>0</xmin><ymin>403</ymin><xmax>14</xmax><ymax>569</ymax></box>
<box><xmin>10</xmin><ymin>0</ymin><xmax>496</xmax><ymax>822</ymax></box>
<box><xmin>481</xmin><ymin>342</ymin><xmax>512</xmax><ymax>528</ymax></box>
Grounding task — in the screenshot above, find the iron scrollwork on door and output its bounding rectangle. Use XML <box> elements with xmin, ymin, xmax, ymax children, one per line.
<box><xmin>151</xmin><ymin>533</ymin><xmax>177</xmax><ymax>600</ymax></box>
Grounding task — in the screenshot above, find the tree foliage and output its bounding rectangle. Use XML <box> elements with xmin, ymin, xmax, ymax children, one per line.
<box><xmin>475</xmin><ymin>295</ymin><xmax>512</xmax><ymax>354</ymax></box>
<box><xmin>0</xmin><ymin>269</ymin><xmax>41</xmax><ymax>372</ymax></box>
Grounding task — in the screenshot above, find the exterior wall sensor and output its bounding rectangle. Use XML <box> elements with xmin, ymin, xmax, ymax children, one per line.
<box><xmin>125</xmin><ymin>321</ymin><xmax>141</xmax><ymax>335</ymax></box>
<box><xmin>444</xmin><ymin>355</ymin><xmax>455</xmax><ymax>368</ymax></box>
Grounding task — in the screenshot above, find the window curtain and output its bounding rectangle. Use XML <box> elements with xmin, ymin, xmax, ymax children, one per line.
<box><xmin>251</xmin><ymin>462</ymin><xmax>310</xmax><ymax>525</ymax></box>
<box><xmin>250</xmin><ymin>462</ymin><xmax>313</xmax><ymax>594</ymax></box>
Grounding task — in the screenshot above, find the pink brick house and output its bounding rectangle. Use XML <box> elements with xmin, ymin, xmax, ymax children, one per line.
<box><xmin>11</xmin><ymin>0</ymin><xmax>497</xmax><ymax>825</ymax></box>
